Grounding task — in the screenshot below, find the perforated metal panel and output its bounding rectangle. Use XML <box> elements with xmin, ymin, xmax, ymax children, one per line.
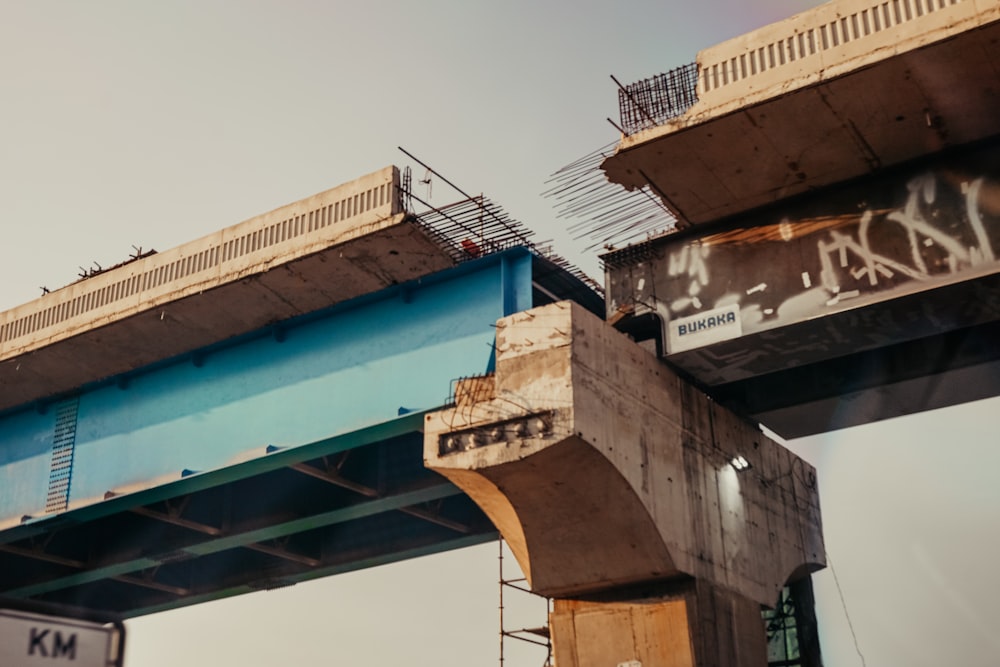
<box><xmin>45</xmin><ymin>398</ymin><xmax>79</xmax><ymax>513</ymax></box>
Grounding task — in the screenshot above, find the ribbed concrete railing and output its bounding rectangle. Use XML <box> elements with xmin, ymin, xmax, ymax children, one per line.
<box><xmin>618</xmin><ymin>0</ymin><xmax>997</xmax><ymax>136</ymax></box>
<box><xmin>695</xmin><ymin>0</ymin><xmax>996</xmax><ymax>106</ymax></box>
<box><xmin>0</xmin><ymin>167</ymin><xmax>401</xmax><ymax>358</ymax></box>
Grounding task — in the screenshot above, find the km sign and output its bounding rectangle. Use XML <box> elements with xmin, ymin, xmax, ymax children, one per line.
<box><xmin>0</xmin><ymin>604</ymin><xmax>125</xmax><ymax>667</ymax></box>
<box><xmin>27</xmin><ymin>626</ymin><xmax>82</xmax><ymax>659</ymax></box>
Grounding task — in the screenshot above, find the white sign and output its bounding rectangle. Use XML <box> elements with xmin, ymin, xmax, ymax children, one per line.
<box><xmin>0</xmin><ymin>608</ymin><xmax>120</xmax><ymax>666</ymax></box>
<box><xmin>667</xmin><ymin>304</ymin><xmax>742</xmax><ymax>353</ymax></box>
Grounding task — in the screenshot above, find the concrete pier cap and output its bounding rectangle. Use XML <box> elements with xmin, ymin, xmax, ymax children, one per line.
<box><xmin>424</xmin><ymin>300</ymin><xmax>824</xmax><ymax>607</ymax></box>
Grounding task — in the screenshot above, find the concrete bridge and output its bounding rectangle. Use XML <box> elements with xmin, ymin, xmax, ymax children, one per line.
<box><xmin>3</xmin><ymin>1</ymin><xmax>998</xmax><ymax>665</ymax></box>
<box><xmin>0</xmin><ymin>171</ymin><xmax>603</xmax><ymax>616</ymax></box>
<box><xmin>601</xmin><ymin>0</ymin><xmax>1000</xmax><ymax>438</ymax></box>
<box><xmin>0</xmin><ymin>167</ymin><xmax>821</xmax><ymax>667</ymax></box>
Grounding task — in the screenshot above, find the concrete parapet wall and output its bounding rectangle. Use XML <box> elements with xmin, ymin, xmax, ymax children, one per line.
<box><xmin>0</xmin><ymin>166</ymin><xmax>400</xmax><ymax>361</ymax></box>
<box><xmin>605</xmin><ymin>0</ymin><xmax>1000</xmax><ymax>229</ymax></box>
<box><xmin>424</xmin><ymin>301</ymin><xmax>824</xmax><ymax>605</ymax></box>
<box><xmin>0</xmin><ymin>166</ymin><xmax>473</xmax><ymax>416</ymax></box>
<box><xmin>626</xmin><ymin>0</ymin><xmax>999</xmax><ymax>145</ymax></box>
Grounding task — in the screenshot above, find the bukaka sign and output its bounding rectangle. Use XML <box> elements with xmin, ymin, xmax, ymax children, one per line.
<box><xmin>667</xmin><ymin>304</ymin><xmax>742</xmax><ymax>353</ymax></box>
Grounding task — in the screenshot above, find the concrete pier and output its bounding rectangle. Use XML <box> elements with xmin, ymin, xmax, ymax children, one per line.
<box><xmin>425</xmin><ymin>301</ymin><xmax>824</xmax><ymax>664</ymax></box>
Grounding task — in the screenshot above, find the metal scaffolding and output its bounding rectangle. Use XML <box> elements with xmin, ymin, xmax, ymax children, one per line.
<box><xmin>498</xmin><ymin>539</ymin><xmax>551</xmax><ymax>667</ymax></box>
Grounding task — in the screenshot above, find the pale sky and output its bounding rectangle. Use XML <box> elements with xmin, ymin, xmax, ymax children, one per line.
<box><xmin>2</xmin><ymin>1</ymin><xmax>998</xmax><ymax>665</ymax></box>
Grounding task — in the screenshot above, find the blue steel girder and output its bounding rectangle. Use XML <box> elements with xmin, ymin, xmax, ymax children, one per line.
<box><xmin>0</xmin><ymin>248</ymin><xmax>597</xmax><ymax>616</ymax></box>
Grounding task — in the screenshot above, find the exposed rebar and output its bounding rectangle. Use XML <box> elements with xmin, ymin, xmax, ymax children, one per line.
<box><xmin>543</xmin><ymin>142</ymin><xmax>678</xmax><ymax>253</ymax></box>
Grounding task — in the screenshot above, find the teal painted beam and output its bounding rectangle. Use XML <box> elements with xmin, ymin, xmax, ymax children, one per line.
<box><xmin>2</xmin><ymin>250</ymin><xmax>535</xmax><ymax>527</ymax></box>
<box><xmin>0</xmin><ymin>249</ymin><xmax>564</xmax><ymax>618</ymax></box>
<box><xmin>7</xmin><ymin>480</ymin><xmax>461</xmax><ymax>598</ymax></box>
<box><xmin>4</xmin><ymin>411</ymin><xmax>427</xmax><ymax>546</ymax></box>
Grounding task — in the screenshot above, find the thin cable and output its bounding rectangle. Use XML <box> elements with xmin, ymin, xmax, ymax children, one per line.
<box><xmin>827</xmin><ymin>550</ymin><xmax>867</xmax><ymax>667</ymax></box>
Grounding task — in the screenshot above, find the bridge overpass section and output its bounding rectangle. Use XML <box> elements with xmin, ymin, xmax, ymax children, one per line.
<box><xmin>600</xmin><ymin>0</ymin><xmax>1000</xmax><ymax>438</ymax></box>
<box><xmin>6</xmin><ymin>0</ymin><xmax>994</xmax><ymax>661</ymax></box>
<box><xmin>0</xmin><ymin>169</ymin><xmax>603</xmax><ymax>615</ymax></box>
<box><xmin>0</xmin><ymin>165</ymin><xmax>823</xmax><ymax>667</ymax></box>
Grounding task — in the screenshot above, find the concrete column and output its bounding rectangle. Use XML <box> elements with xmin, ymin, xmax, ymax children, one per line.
<box><xmin>550</xmin><ymin>580</ymin><xmax>767</xmax><ymax>667</ymax></box>
<box><xmin>424</xmin><ymin>301</ymin><xmax>824</xmax><ymax>665</ymax></box>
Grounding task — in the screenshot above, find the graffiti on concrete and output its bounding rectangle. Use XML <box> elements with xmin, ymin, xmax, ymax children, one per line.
<box><xmin>605</xmin><ymin>143</ymin><xmax>1000</xmax><ymax>357</ymax></box>
<box><xmin>666</xmin><ymin>242</ymin><xmax>711</xmax><ymax>312</ymax></box>
<box><xmin>817</xmin><ymin>174</ymin><xmax>996</xmax><ymax>302</ymax></box>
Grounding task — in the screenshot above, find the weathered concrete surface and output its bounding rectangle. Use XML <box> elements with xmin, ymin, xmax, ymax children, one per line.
<box><xmin>603</xmin><ymin>142</ymin><xmax>1000</xmax><ymax>437</ymax></box>
<box><xmin>0</xmin><ymin>167</ymin><xmax>458</xmax><ymax>414</ymax></box>
<box><xmin>550</xmin><ymin>581</ymin><xmax>767</xmax><ymax>667</ymax></box>
<box><xmin>604</xmin><ymin>0</ymin><xmax>1000</xmax><ymax>225</ymax></box>
<box><xmin>424</xmin><ymin>300</ymin><xmax>824</xmax><ymax>605</ymax></box>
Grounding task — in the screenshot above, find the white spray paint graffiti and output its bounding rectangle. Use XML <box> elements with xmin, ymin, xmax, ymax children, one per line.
<box><xmin>966</xmin><ymin>178</ymin><xmax>995</xmax><ymax>264</ymax></box>
<box><xmin>629</xmin><ymin>166</ymin><xmax>999</xmax><ymax>336</ymax></box>
<box><xmin>667</xmin><ymin>242</ymin><xmax>710</xmax><ymax>312</ymax></box>
<box><xmin>818</xmin><ymin>173</ymin><xmax>994</xmax><ymax>295</ymax></box>
<box><xmin>608</xmin><ymin>157</ymin><xmax>1000</xmax><ymax>358</ymax></box>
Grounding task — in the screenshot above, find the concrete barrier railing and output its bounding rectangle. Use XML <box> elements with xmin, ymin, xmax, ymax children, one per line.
<box><xmin>696</xmin><ymin>0</ymin><xmax>985</xmax><ymax>103</ymax></box>
<box><xmin>617</xmin><ymin>0</ymin><xmax>997</xmax><ymax>136</ymax></box>
<box><xmin>0</xmin><ymin>167</ymin><xmax>401</xmax><ymax>358</ymax></box>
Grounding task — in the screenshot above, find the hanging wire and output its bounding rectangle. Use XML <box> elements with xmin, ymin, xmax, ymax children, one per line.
<box><xmin>827</xmin><ymin>550</ymin><xmax>868</xmax><ymax>667</ymax></box>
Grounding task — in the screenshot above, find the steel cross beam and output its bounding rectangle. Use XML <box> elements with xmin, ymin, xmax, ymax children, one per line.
<box><xmin>3</xmin><ymin>463</ymin><xmax>461</xmax><ymax>598</ymax></box>
<box><xmin>288</xmin><ymin>459</ymin><xmax>472</xmax><ymax>534</ymax></box>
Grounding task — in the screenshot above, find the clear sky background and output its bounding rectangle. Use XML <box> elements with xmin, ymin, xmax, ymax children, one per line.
<box><xmin>2</xmin><ymin>1</ymin><xmax>998</xmax><ymax>665</ymax></box>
